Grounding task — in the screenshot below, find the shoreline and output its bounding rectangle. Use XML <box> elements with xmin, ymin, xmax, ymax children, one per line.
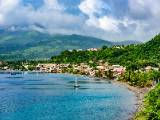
<box><xmin>112</xmin><ymin>80</ymin><xmax>151</xmax><ymax>120</ymax></box>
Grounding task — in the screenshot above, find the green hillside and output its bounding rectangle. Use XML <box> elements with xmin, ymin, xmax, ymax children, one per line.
<box><xmin>0</xmin><ymin>30</ymin><xmax>113</xmax><ymax>60</ymax></box>
<box><xmin>50</xmin><ymin>34</ymin><xmax>160</xmax><ymax>88</ymax></box>
<box><xmin>51</xmin><ymin>34</ymin><xmax>160</xmax><ymax>66</ymax></box>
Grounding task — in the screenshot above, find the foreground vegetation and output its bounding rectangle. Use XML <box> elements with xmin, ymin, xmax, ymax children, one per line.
<box><xmin>135</xmin><ymin>83</ymin><xmax>160</xmax><ymax>120</ymax></box>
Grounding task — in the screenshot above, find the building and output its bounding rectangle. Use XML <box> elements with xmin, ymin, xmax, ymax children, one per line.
<box><xmin>145</xmin><ymin>66</ymin><xmax>152</xmax><ymax>72</ymax></box>
<box><xmin>112</xmin><ymin>65</ymin><xmax>126</xmax><ymax>76</ymax></box>
<box><xmin>87</xmin><ymin>48</ymin><xmax>98</xmax><ymax>51</ymax></box>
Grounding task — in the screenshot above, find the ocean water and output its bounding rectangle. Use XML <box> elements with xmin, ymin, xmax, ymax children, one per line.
<box><xmin>0</xmin><ymin>72</ymin><xmax>137</xmax><ymax>120</ymax></box>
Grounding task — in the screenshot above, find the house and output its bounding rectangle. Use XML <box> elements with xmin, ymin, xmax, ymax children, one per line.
<box><xmin>3</xmin><ymin>66</ymin><xmax>9</xmax><ymax>70</ymax></box>
<box><xmin>112</xmin><ymin>65</ymin><xmax>126</xmax><ymax>76</ymax></box>
<box><xmin>87</xmin><ymin>48</ymin><xmax>98</xmax><ymax>51</ymax></box>
<box><xmin>113</xmin><ymin>67</ymin><xmax>125</xmax><ymax>75</ymax></box>
<box><xmin>77</xmin><ymin>49</ymin><xmax>83</xmax><ymax>51</ymax></box>
<box><xmin>89</xmin><ymin>70</ymin><xmax>96</xmax><ymax>76</ymax></box>
<box><xmin>145</xmin><ymin>66</ymin><xmax>152</xmax><ymax>72</ymax></box>
<box><xmin>36</xmin><ymin>64</ymin><xmax>57</xmax><ymax>72</ymax></box>
<box><xmin>97</xmin><ymin>66</ymin><xmax>105</xmax><ymax>70</ymax></box>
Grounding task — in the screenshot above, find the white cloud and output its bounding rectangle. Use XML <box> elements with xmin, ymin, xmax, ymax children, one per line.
<box><xmin>84</xmin><ymin>15</ymin><xmax>119</xmax><ymax>32</ymax></box>
<box><xmin>0</xmin><ymin>0</ymin><xmax>85</xmax><ymax>35</ymax></box>
<box><xmin>0</xmin><ymin>0</ymin><xmax>21</xmax><ymax>26</ymax></box>
<box><xmin>127</xmin><ymin>0</ymin><xmax>160</xmax><ymax>41</ymax></box>
<box><xmin>78</xmin><ymin>0</ymin><xmax>160</xmax><ymax>41</ymax></box>
<box><xmin>0</xmin><ymin>0</ymin><xmax>66</xmax><ymax>27</ymax></box>
<box><xmin>129</xmin><ymin>0</ymin><xmax>160</xmax><ymax>18</ymax></box>
<box><xmin>79</xmin><ymin>0</ymin><xmax>135</xmax><ymax>33</ymax></box>
<box><xmin>79</xmin><ymin>0</ymin><xmax>109</xmax><ymax>17</ymax></box>
<box><xmin>43</xmin><ymin>0</ymin><xmax>64</xmax><ymax>11</ymax></box>
<box><xmin>98</xmin><ymin>16</ymin><xmax>119</xmax><ymax>32</ymax></box>
<box><xmin>0</xmin><ymin>0</ymin><xmax>20</xmax><ymax>13</ymax></box>
<box><xmin>0</xmin><ymin>0</ymin><xmax>29</xmax><ymax>26</ymax></box>
<box><xmin>79</xmin><ymin>0</ymin><xmax>119</xmax><ymax>32</ymax></box>
<box><xmin>0</xmin><ymin>14</ymin><xmax>4</xmax><ymax>25</ymax></box>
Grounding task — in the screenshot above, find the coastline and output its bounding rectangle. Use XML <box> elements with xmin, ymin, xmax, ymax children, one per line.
<box><xmin>112</xmin><ymin>80</ymin><xmax>151</xmax><ymax>120</ymax></box>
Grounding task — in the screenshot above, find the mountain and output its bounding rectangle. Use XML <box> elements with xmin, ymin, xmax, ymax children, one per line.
<box><xmin>0</xmin><ymin>30</ymin><xmax>114</xmax><ymax>60</ymax></box>
<box><xmin>0</xmin><ymin>30</ymin><xmax>142</xmax><ymax>60</ymax></box>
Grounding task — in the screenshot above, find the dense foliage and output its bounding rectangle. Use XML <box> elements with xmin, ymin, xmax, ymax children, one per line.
<box><xmin>0</xmin><ymin>60</ymin><xmax>50</xmax><ymax>71</ymax></box>
<box><xmin>135</xmin><ymin>83</ymin><xmax>160</xmax><ymax>120</ymax></box>
<box><xmin>51</xmin><ymin>34</ymin><xmax>160</xmax><ymax>67</ymax></box>
<box><xmin>144</xmin><ymin>83</ymin><xmax>160</xmax><ymax>120</ymax></box>
<box><xmin>120</xmin><ymin>70</ymin><xmax>160</xmax><ymax>87</ymax></box>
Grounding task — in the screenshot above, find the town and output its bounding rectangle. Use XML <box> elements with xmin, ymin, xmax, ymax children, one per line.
<box><xmin>36</xmin><ymin>61</ymin><xmax>159</xmax><ymax>81</ymax></box>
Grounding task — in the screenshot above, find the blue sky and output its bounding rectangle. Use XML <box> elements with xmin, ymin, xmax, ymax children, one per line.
<box><xmin>0</xmin><ymin>0</ymin><xmax>160</xmax><ymax>41</ymax></box>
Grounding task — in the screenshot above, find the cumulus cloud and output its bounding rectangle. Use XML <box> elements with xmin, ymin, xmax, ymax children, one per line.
<box><xmin>43</xmin><ymin>0</ymin><xmax>64</xmax><ymax>11</ymax></box>
<box><xmin>0</xmin><ymin>0</ymin><xmax>20</xmax><ymax>13</ymax></box>
<box><xmin>79</xmin><ymin>0</ymin><xmax>115</xmax><ymax>31</ymax></box>
<box><xmin>79</xmin><ymin>0</ymin><xmax>110</xmax><ymax>17</ymax></box>
<box><xmin>0</xmin><ymin>0</ymin><xmax>85</xmax><ymax>35</ymax></box>
<box><xmin>78</xmin><ymin>0</ymin><xmax>137</xmax><ymax>38</ymax></box>
<box><xmin>0</xmin><ymin>0</ymin><xmax>160</xmax><ymax>41</ymax></box>
<box><xmin>0</xmin><ymin>0</ymin><xmax>20</xmax><ymax>26</ymax></box>
<box><xmin>0</xmin><ymin>0</ymin><xmax>31</xmax><ymax>26</ymax></box>
<box><xmin>78</xmin><ymin>0</ymin><xmax>160</xmax><ymax>41</ymax></box>
<box><xmin>98</xmin><ymin>16</ymin><xmax>119</xmax><ymax>32</ymax></box>
<box><xmin>0</xmin><ymin>14</ymin><xmax>3</xmax><ymax>25</ymax></box>
<box><xmin>127</xmin><ymin>0</ymin><xmax>160</xmax><ymax>40</ymax></box>
<box><xmin>129</xmin><ymin>0</ymin><xmax>160</xmax><ymax>19</ymax></box>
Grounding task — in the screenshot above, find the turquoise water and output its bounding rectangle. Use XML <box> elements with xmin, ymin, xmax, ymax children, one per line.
<box><xmin>0</xmin><ymin>72</ymin><xmax>137</xmax><ymax>120</ymax></box>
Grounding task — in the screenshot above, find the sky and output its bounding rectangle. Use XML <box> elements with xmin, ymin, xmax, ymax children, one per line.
<box><xmin>0</xmin><ymin>0</ymin><xmax>160</xmax><ymax>41</ymax></box>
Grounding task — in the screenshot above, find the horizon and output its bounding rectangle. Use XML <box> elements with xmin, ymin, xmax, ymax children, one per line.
<box><xmin>0</xmin><ymin>0</ymin><xmax>160</xmax><ymax>42</ymax></box>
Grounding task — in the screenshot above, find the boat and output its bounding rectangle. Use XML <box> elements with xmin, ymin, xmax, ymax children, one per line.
<box><xmin>7</xmin><ymin>72</ymin><xmax>24</xmax><ymax>78</ymax></box>
<box><xmin>11</xmin><ymin>72</ymin><xmax>17</xmax><ymax>75</ymax></box>
<box><xmin>74</xmin><ymin>78</ymin><xmax>80</xmax><ymax>88</ymax></box>
<box><xmin>10</xmin><ymin>72</ymin><xmax>23</xmax><ymax>75</ymax></box>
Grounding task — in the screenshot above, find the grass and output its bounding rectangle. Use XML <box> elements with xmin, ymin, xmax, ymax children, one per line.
<box><xmin>134</xmin><ymin>111</ymin><xmax>146</xmax><ymax>120</ymax></box>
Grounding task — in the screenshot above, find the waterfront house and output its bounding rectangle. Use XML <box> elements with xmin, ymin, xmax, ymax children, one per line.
<box><xmin>112</xmin><ymin>65</ymin><xmax>126</xmax><ymax>76</ymax></box>
<box><xmin>37</xmin><ymin>64</ymin><xmax>57</xmax><ymax>72</ymax></box>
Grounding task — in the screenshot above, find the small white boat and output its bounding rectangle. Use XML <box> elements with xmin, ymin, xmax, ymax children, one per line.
<box><xmin>74</xmin><ymin>78</ymin><xmax>80</xmax><ymax>88</ymax></box>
